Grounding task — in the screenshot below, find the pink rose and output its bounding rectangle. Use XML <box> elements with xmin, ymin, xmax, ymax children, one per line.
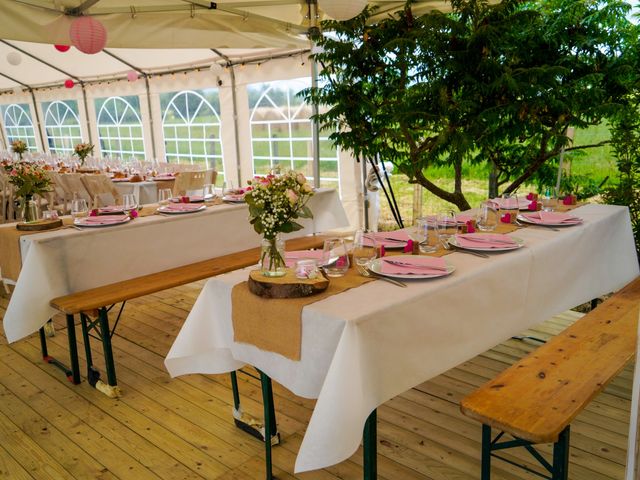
<box><xmin>286</xmin><ymin>189</ymin><xmax>298</xmax><ymax>205</ymax></box>
<box><xmin>9</xmin><ymin>169</ymin><xmax>17</xmax><ymax>176</ymax></box>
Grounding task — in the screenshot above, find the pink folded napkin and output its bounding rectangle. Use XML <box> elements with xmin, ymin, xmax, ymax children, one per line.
<box><xmin>98</xmin><ymin>205</ymin><xmax>125</xmax><ymax>214</ymax></box>
<box><xmin>76</xmin><ymin>214</ymin><xmax>129</xmax><ymax>225</ymax></box>
<box><xmin>363</xmin><ymin>230</ymin><xmax>410</xmax><ymax>248</ymax></box>
<box><xmin>455</xmin><ymin>233</ymin><xmax>517</xmax><ymax>249</ymax></box>
<box><xmin>490</xmin><ymin>197</ymin><xmax>530</xmax><ymax>209</ymax></box>
<box><xmin>160</xmin><ymin>203</ymin><xmax>203</xmax><ymax>212</ymax></box>
<box><xmin>285</xmin><ymin>250</ymin><xmax>324</xmax><ymax>267</ymax></box>
<box><xmin>423</xmin><ymin>214</ymin><xmax>471</xmax><ymax>225</ymax></box>
<box><xmin>224</xmin><ymin>194</ymin><xmax>245</xmax><ymax>201</ymax></box>
<box><xmin>522</xmin><ymin>211</ymin><xmax>582</xmax><ymax>225</ymax></box>
<box><xmin>380</xmin><ymin>256</ymin><xmax>447</xmax><ymax>275</ymax></box>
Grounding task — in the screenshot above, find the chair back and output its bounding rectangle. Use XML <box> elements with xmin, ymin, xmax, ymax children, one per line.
<box><xmin>173</xmin><ymin>170</ymin><xmax>209</xmax><ymax>196</ymax></box>
<box><xmin>81</xmin><ymin>174</ymin><xmax>121</xmax><ymax>207</ymax></box>
<box><xmin>56</xmin><ymin>173</ymin><xmax>93</xmax><ymax>205</ymax></box>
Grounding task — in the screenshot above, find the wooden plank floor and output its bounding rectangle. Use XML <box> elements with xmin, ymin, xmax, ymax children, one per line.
<box><xmin>0</xmin><ymin>282</ymin><xmax>632</xmax><ymax>479</ymax></box>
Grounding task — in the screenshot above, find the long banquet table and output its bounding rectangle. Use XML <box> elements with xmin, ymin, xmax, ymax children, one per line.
<box><xmin>165</xmin><ymin>204</ymin><xmax>639</xmax><ymax>473</ymax></box>
<box><xmin>2</xmin><ymin>188</ymin><xmax>348</xmax><ymax>343</ymax></box>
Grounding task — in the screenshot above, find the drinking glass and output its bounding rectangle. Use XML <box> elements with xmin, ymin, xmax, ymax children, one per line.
<box><xmin>322</xmin><ymin>238</ymin><xmax>350</xmax><ymax>277</ymax></box>
<box><xmin>499</xmin><ymin>193</ymin><xmax>519</xmax><ymax>224</ymax></box>
<box><xmin>352</xmin><ymin>230</ymin><xmax>377</xmax><ymax>271</ymax></box>
<box><xmin>541</xmin><ymin>188</ymin><xmax>557</xmax><ymax>212</ymax></box>
<box><xmin>412</xmin><ymin>217</ymin><xmax>437</xmax><ymax>253</ymax></box>
<box><xmin>71</xmin><ymin>198</ymin><xmax>88</xmax><ymax>220</ymax></box>
<box><xmin>158</xmin><ymin>188</ymin><xmax>172</xmax><ymax>206</ymax></box>
<box><xmin>476</xmin><ymin>201</ymin><xmax>499</xmax><ymax>232</ymax></box>
<box><xmin>436</xmin><ymin>210</ymin><xmax>459</xmax><ymax>245</ymax></box>
<box><xmin>122</xmin><ymin>193</ymin><xmax>137</xmax><ymax>212</ymax></box>
<box><xmin>202</xmin><ymin>184</ymin><xmax>215</xmax><ymax>201</ymax></box>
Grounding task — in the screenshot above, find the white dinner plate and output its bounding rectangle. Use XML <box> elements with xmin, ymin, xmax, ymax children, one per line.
<box><xmin>517</xmin><ymin>214</ymin><xmax>583</xmax><ymax>227</ymax></box>
<box><xmin>369</xmin><ymin>255</ymin><xmax>455</xmax><ymax>279</ymax></box>
<box><xmin>157</xmin><ymin>204</ymin><xmax>207</xmax><ymax>214</ymax></box>
<box><xmin>74</xmin><ymin>215</ymin><xmax>131</xmax><ymax>227</ymax></box>
<box><xmin>448</xmin><ymin>235</ymin><xmax>524</xmax><ymax>252</ymax></box>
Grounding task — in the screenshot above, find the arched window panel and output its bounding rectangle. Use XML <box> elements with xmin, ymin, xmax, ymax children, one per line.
<box><xmin>95</xmin><ymin>96</ymin><xmax>145</xmax><ymax>161</ymax></box>
<box><xmin>248</xmin><ymin>78</ymin><xmax>339</xmax><ymax>188</ymax></box>
<box><xmin>42</xmin><ymin>100</ymin><xmax>82</xmax><ymax>155</ymax></box>
<box><xmin>2</xmin><ymin>104</ymin><xmax>38</xmax><ymax>151</ymax></box>
<box><xmin>160</xmin><ymin>89</ymin><xmax>224</xmax><ymax>184</ymax></box>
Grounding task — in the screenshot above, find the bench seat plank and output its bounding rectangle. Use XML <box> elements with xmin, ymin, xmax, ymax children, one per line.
<box><xmin>50</xmin><ymin>235</ymin><xmax>328</xmax><ymax>315</ymax></box>
<box><xmin>461</xmin><ymin>276</ymin><xmax>640</xmax><ymax>444</ymax></box>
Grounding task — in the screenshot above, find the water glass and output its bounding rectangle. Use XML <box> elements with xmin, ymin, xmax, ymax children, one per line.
<box><xmin>43</xmin><ymin>210</ymin><xmax>58</xmax><ymax>221</ymax></box>
<box><xmin>412</xmin><ymin>218</ymin><xmax>437</xmax><ymax>253</ymax></box>
<box><xmin>436</xmin><ymin>210</ymin><xmax>459</xmax><ymax>245</ymax></box>
<box><xmin>541</xmin><ymin>188</ymin><xmax>557</xmax><ymax>212</ymax></box>
<box><xmin>322</xmin><ymin>238</ymin><xmax>350</xmax><ymax>277</ymax></box>
<box><xmin>158</xmin><ymin>188</ymin><xmax>172</xmax><ymax>206</ymax></box>
<box><xmin>499</xmin><ymin>193</ymin><xmax>519</xmax><ymax>224</ymax></box>
<box><xmin>202</xmin><ymin>184</ymin><xmax>215</xmax><ymax>201</ymax></box>
<box><xmin>122</xmin><ymin>193</ymin><xmax>137</xmax><ymax>212</ymax></box>
<box><xmin>71</xmin><ymin>198</ymin><xmax>88</xmax><ymax>220</ymax></box>
<box><xmin>476</xmin><ymin>201</ymin><xmax>499</xmax><ymax>232</ymax></box>
<box><xmin>352</xmin><ymin>230</ymin><xmax>377</xmax><ymax>270</ymax></box>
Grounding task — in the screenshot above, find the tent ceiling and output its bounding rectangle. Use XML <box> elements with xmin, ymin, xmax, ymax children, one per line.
<box><xmin>0</xmin><ymin>0</ymin><xmax>452</xmax><ymax>90</ymax></box>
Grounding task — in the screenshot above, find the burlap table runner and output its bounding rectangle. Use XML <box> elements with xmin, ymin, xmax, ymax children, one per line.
<box><xmin>232</xmin><ymin>267</ymin><xmax>375</xmax><ymax>361</ymax></box>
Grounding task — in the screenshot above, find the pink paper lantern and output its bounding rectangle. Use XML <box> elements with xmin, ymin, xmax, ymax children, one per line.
<box><xmin>69</xmin><ymin>16</ymin><xmax>107</xmax><ymax>55</ymax></box>
<box><xmin>64</xmin><ymin>79</ymin><xmax>75</xmax><ymax>89</ymax></box>
<box><xmin>54</xmin><ymin>44</ymin><xmax>71</xmax><ymax>52</ymax></box>
<box><xmin>126</xmin><ymin>70</ymin><xmax>139</xmax><ymax>82</ymax></box>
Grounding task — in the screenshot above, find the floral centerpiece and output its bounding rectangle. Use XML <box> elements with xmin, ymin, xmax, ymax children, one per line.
<box><xmin>245</xmin><ymin>171</ymin><xmax>314</xmax><ymax>276</ymax></box>
<box><xmin>11</xmin><ymin>139</ymin><xmax>27</xmax><ymax>160</ymax></box>
<box><xmin>73</xmin><ymin>142</ymin><xmax>94</xmax><ymax>167</ymax></box>
<box><xmin>2</xmin><ymin>161</ymin><xmax>52</xmax><ymax>222</ymax></box>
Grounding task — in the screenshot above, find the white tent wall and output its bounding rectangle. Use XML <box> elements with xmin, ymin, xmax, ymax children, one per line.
<box><xmin>0</xmin><ymin>53</ymin><xmax>362</xmax><ymax>228</ymax></box>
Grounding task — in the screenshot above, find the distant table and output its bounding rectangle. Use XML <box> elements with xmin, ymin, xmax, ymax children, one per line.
<box><xmin>2</xmin><ymin>189</ymin><xmax>349</xmax><ymax>343</ymax></box>
<box><xmin>165</xmin><ymin>204</ymin><xmax>639</xmax><ymax>473</ymax></box>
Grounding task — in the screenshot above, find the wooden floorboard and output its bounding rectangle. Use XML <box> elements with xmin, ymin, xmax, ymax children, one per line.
<box><xmin>0</xmin><ymin>283</ymin><xmax>631</xmax><ymax>480</ymax></box>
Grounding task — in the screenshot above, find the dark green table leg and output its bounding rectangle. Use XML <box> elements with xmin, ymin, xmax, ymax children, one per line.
<box><xmin>259</xmin><ymin>370</ymin><xmax>276</xmax><ymax>480</ymax></box>
<box><xmin>363</xmin><ymin>409</ymin><xmax>377</xmax><ymax>479</ymax></box>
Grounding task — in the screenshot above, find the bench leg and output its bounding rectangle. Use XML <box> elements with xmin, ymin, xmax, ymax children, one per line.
<box><xmin>552</xmin><ymin>426</ymin><xmax>570</xmax><ymax>480</ymax></box>
<box><xmin>80</xmin><ymin>313</ymin><xmax>101</xmax><ymax>387</ymax></box>
<box><xmin>363</xmin><ymin>409</ymin><xmax>377</xmax><ymax>480</ymax></box>
<box><xmin>38</xmin><ymin>320</ymin><xmax>79</xmax><ymax>384</ymax></box>
<box><xmin>481</xmin><ymin>424</ymin><xmax>491</xmax><ymax>480</ymax></box>
<box><xmin>97</xmin><ymin>307</ymin><xmax>121</xmax><ymax>397</ymax></box>
<box><xmin>230</xmin><ymin>371</ymin><xmax>281</xmax><ymax>446</ymax></box>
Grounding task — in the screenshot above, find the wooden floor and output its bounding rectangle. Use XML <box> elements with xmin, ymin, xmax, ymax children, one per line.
<box><xmin>0</xmin><ymin>282</ymin><xmax>632</xmax><ymax>480</ymax></box>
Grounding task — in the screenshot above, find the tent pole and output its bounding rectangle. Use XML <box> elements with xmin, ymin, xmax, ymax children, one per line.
<box><xmin>28</xmin><ymin>89</ymin><xmax>46</xmax><ymax>152</ymax></box>
<box><xmin>0</xmin><ymin>110</ymin><xmax>7</xmax><ymax>149</ymax></box>
<box><xmin>228</xmin><ymin>66</ymin><xmax>243</xmax><ymax>186</ymax></box>
<box><xmin>143</xmin><ymin>75</ymin><xmax>157</xmax><ymax>159</ymax></box>
<box><xmin>80</xmin><ymin>83</ymin><xmax>93</xmax><ymax>144</ymax></box>
<box><xmin>308</xmin><ymin>0</ymin><xmax>321</xmax><ymax>188</ymax></box>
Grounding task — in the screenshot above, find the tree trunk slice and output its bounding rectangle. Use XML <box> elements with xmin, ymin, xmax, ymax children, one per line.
<box><xmin>16</xmin><ymin>219</ymin><xmax>63</xmax><ymax>231</ymax></box>
<box><xmin>248</xmin><ymin>269</ymin><xmax>329</xmax><ymax>298</ymax></box>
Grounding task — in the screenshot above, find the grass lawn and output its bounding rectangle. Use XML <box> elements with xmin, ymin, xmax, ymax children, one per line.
<box><xmin>377</xmin><ymin>124</ymin><xmax>617</xmax><ymax>230</ymax></box>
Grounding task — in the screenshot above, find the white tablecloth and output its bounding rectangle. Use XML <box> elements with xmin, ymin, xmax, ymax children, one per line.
<box><xmin>113</xmin><ymin>181</ymin><xmax>160</xmax><ymax>204</ymax></box>
<box><xmin>3</xmin><ymin>189</ymin><xmax>348</xmax><ymax>343</ymax></box>
<box><xmin>164</xmin><ymin>204</ymin><xmax>639</xmax><ymax>473</ymax></box>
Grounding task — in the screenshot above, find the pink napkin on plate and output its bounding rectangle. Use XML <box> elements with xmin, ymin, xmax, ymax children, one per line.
<box><xmin>520</xmin><ymin>211</ymin><xmax>582</xmax><ymax>224</ymax></box>
<box><xmin>455</xmin><ymin>233</ymin><xmax>517</xmax><ymax>249</ymax></box>
<box><xmin>76</xmin><ymin>214</ymin><xmax>129</xmax><ymax>225</ymax></box>
<box><xmin>380</xmin><ymin>256</ymin><xmax>447</xmax><ymax>275</ymax></box>
<box><xmin>98</xmin><ymin>205</ymin><xmax>125</xmax><ymax>214</ymax></box>
<box><xmin>490</xmin><ymin>197</ymin><xmax>530</xmax><ymax>209</ymax></box>
<box><xmin>285</xmin><ymin>250</ymin><xmax>324</xmax><ymax>267</ymax></box>
<box><xmin>365</xmin><ymin>230</ymin><xmax>410</xmax><ymax>248</ymax></box>
<box><xmin>161</xmin><ymin>203</ymin><xmax>203</xmax><ymax>212</ymax></box>
<box><xmin>224</xmin><ymin>194</ymin><xmax>245</xmax><ymax>202</ymax></box>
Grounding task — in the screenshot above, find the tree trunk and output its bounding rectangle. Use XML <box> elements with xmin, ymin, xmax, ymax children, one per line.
<box><xmin>488</xmin><ymin>161</ymin><xmax>499</xmax><ymax>199</ymax></box>
<box><xmin>414</xmin><ymin>170</ymin><xmax>471</xmax><ymax>211</ymax></box>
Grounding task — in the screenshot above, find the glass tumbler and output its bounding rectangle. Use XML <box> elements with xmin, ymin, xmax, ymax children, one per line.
<box><xmin>322</xmin><ymin>238</ymin><xmax>350</xmax><ymax>277</ymax></box>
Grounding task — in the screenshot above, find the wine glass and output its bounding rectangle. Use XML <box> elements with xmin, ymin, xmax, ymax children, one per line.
<box><xmin>322</xmin><ymin>238</ymin><xmax>350</xmax><ymax>277</ymax></box>
<box><xmin>71</xmin><ymin>198</ymin><xmax>88</xmax><ymax>221</ymax></box>
<box><xmin>353</xmin><ymin>230</ymin><xmax>377</xmax><ymax>272</ymax></box>
<box><xmin>158</xmin><ymin>188</ymin><xmax>172</xmax><ymax>206</ymax></box>
<box><xmin>122</xmin><ymin>193</ymin><xmax>137</xmax><ymax>213</ymax></box>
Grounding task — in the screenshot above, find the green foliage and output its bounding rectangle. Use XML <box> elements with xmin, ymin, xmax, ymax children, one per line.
<box><xmin>304</xmin><ymin>0</ymin><xmax>639</xmax><ymax>211</ymax></box>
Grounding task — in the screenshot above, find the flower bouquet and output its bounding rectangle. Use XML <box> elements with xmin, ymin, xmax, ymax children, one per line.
<box><xmin>245</xmin><ymin>171</ymin><xmax>314</xmax><ymax>276</ymax></box>
<box><xmin>73</xmin><ymin>142</ymin><xmax>94</xmax><ymax>166</ymax></box>
<box><xmin>11</xmin><ymin>139</ymin><xmax>27</xmax><ymax>160</ymax></box>
<box><xmin>3</xmin><ymin>161</ymin><xmax>52</xmax><ymax>222</ymax></box>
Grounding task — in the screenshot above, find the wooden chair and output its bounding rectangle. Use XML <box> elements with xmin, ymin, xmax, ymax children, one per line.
<box><xmin>172</xmin><ymin>170</ymin><xmax>216</xmax><ymax>196</ymax></box>
<box><xmin>81</xmin><ymin>173</ymin><xmax>121</xmax><ymax>207</ymax></box>
<box><xmin>0</xmin><ymin>170</ymin><xmax>14</xmax><ymax>223</ymax></box>
<box><xmin>46</xmin><ymin>172</ymin><xmax>72</xmax><ymax>214</ymax></box>
<box><xmin>56</xmin><ymin>173</ymin><xmax>93</xmax><ymax>205</ymax></box>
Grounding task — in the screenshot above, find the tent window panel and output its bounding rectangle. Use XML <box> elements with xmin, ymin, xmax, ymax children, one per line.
<box><xmin>254</xmin><ymin>160</ymin><xmax>272</xmax><ymax>175</ymax></box>
<box><xmin>95</xmin><ymin>96</ymin><xmax>145</xmax><ymax>161</ymax></box>
<box><xmin>248</xmin><ymin>78</ymin><xmax>340</xmax><ymax>189</ymax></box>
<box><xmin>2</xmin><ymin>104</ymin><xmax>38</xmax><ymax>151</ymax></box>
<box><xmin>42</xmin><ymin>101</ymin><xmax>83</xmax><ymax>155</ymax></box>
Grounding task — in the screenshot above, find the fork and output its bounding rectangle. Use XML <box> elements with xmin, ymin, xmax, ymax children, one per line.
<box><xmin>356</xmin><ymin>264</ymin><xmax>407</xmax><ymax>287</ymax></box>
<box><xmin>441</xmin><ymin>240</ymin><xmax>490</xmax><ymax>258</ymax></box>
<box><xmin>383</xmin><ymin>259</ymin><xmax>448</xmax><ymax>272</ymax></box>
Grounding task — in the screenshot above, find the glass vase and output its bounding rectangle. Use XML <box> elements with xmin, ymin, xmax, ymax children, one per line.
<box><xmin>260</xmin><ymin>234</ymin><xmax>286</xmax><ymax>277</ymax></box>
<box><xmin>20</xmin><ymin>195</ymin><xmax>39</xmax><ymax>223</ymax></box>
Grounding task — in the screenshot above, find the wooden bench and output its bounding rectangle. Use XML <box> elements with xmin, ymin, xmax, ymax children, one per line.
<box><xmin>461</xmin><ymin>276</ymin><xmax>640</xmax><ymax>480</ymax></box>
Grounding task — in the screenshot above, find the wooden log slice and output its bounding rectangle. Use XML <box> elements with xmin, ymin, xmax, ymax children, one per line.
<box><xmin>16</xmin><ymin>219</ymin><xmax>63</xmax><ymax>231</ymax></box>
<box><xmin>248</xmin><ymin>269</ymin><xmax>329</xmax><ymax>298</ymax></box>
